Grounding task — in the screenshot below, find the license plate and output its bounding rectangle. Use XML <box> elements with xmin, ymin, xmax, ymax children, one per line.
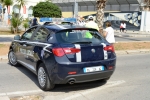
<box><xmin>83</xmin><ymin>66</ymin><xmax>104</xmax><ymax>73</ymax></box>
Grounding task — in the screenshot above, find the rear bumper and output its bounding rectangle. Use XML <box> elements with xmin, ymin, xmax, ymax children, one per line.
<box><xmin>53</xmin><ymin>70</ymin><xmax>114</xmax><ymax>84</ymax></box>
<box><xmin>44</xmin><ymin>56</ymin><xmax>116</xmax><ymax>84</ymax></box>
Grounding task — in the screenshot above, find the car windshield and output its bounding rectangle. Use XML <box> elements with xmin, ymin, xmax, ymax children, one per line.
<box><xmin>54</xmin><ymin>29</ymin><xmax>106</xmax><ymax>44</ymax></box>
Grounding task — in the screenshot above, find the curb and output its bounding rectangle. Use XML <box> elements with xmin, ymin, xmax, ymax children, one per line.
<box><xmin>0</xmin><ymin>96</ymin><xmax>10</xmax><ymax>100</ymax></box>
<box><xmin>115</xmin><ymin>34</ymin><xmax>150</xmax><ymax>37</ymax></box>
<box><xmin>1</xmin><ymin>49</ymin><xmax>150</xmax><ymax>60</ymax></box>
<box><xmin>115</xmin><ymin>49</ymin><xmax>150</xmax><ymax>55</ymax></box>
<box><xmin>0</xmin><ymin>55</ymin><xmax>8</xmax><ymax>60</ymax></box>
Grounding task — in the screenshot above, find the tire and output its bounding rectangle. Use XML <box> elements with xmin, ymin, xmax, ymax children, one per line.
<box><xmin>37</xmin><ymin>63</ymin><xmax>55</xmax><ymax>91</ymax></box>
<box><xmin>8</xmin><ymin>50</ymin><xmax>19</xmax><ymax>66</ymax></box>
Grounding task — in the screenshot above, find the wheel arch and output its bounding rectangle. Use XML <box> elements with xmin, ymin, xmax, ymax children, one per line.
<box><xmin>36</xmin><ymin>60</ymin><xmax>44</xmax><ymax>73</ymax></box>
<box><xmin>9</xmin><ymin>46</ymin><xmax>13</xmax><ymax>51</ymax></box>
<box><xmin>36</xmin><ymin>60</ymin><xmax>49</xmax><ymax>75</ymax></box>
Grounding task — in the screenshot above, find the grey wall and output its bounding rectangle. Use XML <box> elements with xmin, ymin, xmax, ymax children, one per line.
<box><xmin>61</xmin><ymin>4</ymin><xmax>140</xmax><ymax>12</ymax></box>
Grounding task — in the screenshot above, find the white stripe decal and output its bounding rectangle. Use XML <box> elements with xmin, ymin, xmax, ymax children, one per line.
<box><xmin>75</xmin><ymin>44</ymin><xmax>81</xmax><ymax>62</ymax></box>
<box><xmin>101</xmin><ymin>43</ymin><xmax>108</xmax><ymax>60</ymax></box>
<box><xmin>14</xmin><ymin>40</ymin><xmax>52</xmax><ymax>46</ymax></box>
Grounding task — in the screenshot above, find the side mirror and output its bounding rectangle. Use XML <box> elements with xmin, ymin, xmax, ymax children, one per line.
<box><xmin>14</xmin><ymin>35</ymin><xmax>21</xmax><ymax>40</ymax></box>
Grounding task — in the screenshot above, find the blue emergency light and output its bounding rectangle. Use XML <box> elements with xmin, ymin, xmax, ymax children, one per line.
<box><xmin>40</xmin><ymin>18</ymin><xmax>77</xmax><ymax>23</ymax></box>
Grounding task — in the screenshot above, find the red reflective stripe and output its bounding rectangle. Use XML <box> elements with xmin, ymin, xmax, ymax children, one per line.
<box><xmin>68</xmin><ymin>71</ymin><xmax>77</xmax><ymax>75</ymax></box>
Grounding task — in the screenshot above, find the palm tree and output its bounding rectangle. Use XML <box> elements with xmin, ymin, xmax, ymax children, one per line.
<box><xmin>16</xmin><ymin>0</ymin><xmax>26</xmax><ymax>16</ymax></box>
<box><xmin>4</xmin><ymin>0</ymin><xmax>13</xmax><ymax>15</ymax></box>
<box><xmin>11</xmin><ymin>15</ymin><xmax>23</xmax><ymax>33</ymax></box>
<box><xmin>0</xmin><ymin>0</ymin><xmax>13</xmax><ymax>25</ymax></box>
<box><xmin>143</xmin><ymin>0</ymin><xmax>150</xmax><ymax>11</ymax></box>
<box><xmin>96</xmin><ymin>0</ymin><xmax>107</xmax><ymax>33</ymax></box>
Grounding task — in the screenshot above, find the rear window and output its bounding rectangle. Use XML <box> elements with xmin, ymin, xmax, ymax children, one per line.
<box><xmin>55</xmin><ymin>29</ymin><xmax>106</xmax><ymax>44</ymax></box>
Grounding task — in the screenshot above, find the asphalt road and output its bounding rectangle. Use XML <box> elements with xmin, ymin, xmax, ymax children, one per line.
<box><xmin>0</xmin><ymin>53</ymin><xmax>150</xmax><ymax>100</ymax></box>
<box><xmin>0</xmin><ymin>36</ymin><xmax>150</xmax><ymax>43</ymax></box>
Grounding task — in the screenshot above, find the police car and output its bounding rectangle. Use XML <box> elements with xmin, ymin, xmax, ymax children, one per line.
<box><xmin>8</xmin><ymin>18</ymin><xmax>116</xmax><ymax>91</ymax></box>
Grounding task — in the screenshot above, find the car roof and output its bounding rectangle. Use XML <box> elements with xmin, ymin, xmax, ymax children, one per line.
<box><xmin>44</xmin><ymin>24</ymin><xmax>96</xmax><ymax>32</ymax></box>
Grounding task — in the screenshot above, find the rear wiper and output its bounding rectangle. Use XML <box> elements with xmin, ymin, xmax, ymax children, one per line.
<box><xmin>72</xmin><ymin>41</ymin><xmax>92</xmax><ymax>44</ymax></box>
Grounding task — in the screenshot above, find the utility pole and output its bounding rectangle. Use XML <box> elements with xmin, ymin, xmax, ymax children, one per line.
<box><xmin>74</xmin><ymin>0</ymin><xmax>78</xmax><ymax>18</ymax></box>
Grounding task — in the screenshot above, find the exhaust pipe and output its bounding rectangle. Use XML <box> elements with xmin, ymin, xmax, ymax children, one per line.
<box><xmin>68</xmin><ymin>79</ymin><xmax>75</xmax><ymax>85</ymax></box>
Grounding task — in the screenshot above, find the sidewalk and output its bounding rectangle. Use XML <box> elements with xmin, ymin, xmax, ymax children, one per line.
<box><xmin>1</xmin><ymin>31</ymin><xmax>150</xmax><ymax>38</ymax></box>
<box><xmin>114</xmin><ymin>30</ymin><xmax>150</xmax><ymax>37</ymax></box>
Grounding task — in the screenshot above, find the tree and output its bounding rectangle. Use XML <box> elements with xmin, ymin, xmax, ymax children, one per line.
<box><xmin>11</xmin><ymin>15</ymin><xmax>23</xmax><ymax>34</ymax></box>
<box><xmin>23</xmin><ymin>22</ymin><xmax>29</xmax><ymax>31</ymax></box>
<box><xmin>16</xmin><ymin>0</ymin><xmax>26</xmax><ymax>16</ymax></box>
<box><xmin>33</xmin><ymin>2</ymin><xmax>62</xmax><ymax>18</ymax></box>
<box><xmin>0</xmin><ymin>0</ymin><xmax>5</xmax><ymax>21</ymax></box>
<box><xmin>96</xmin><ymin>0</ymin><xmax>107</xmax><ymax>33</ymax></box>
<box><xmin>0</xmin><ymin>0</ymin><xmax>13</xmax><ymax>25</ymax></box>
<box><xmin>3</xmin><ymin>0</ymin><xmax>13</xmax><ymax>15</ymax></box>
<box><xmin>45</xmin><ymin>0</ymin><xmax>51</xmax><ymax>2</ymax></box>
<box><xmin>143</xmin><ymin>0</ymin><xmax>150</xmax><ymax>11</ymax></box>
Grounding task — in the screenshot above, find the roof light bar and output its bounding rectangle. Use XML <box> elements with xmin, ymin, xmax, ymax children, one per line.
<box><xmin>40</xmin><ymin>18</ymin><xmax>77</xmax><ymax>23</ymax></box>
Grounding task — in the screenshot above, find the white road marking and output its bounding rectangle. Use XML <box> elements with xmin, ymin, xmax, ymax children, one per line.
<box><xmin>62</xmin><ymin>80</ymin><xmax>125</xmax><ymax>100</ymax></box>
<box><xmin>0</xmin><ymin>93</ymin><xmax>6</xmax><ymax>96</ymax></box>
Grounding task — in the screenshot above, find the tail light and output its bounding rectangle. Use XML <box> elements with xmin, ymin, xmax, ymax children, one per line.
<box><xmin>52</xmin><ymin>48</ymin><xmax>80</xmax><ymax>57</ymax></box>
<box><xmin>52</xmin><ymin>48</ymin><xmax>65</xmax><ymax>57</ymax></box>
<box><xmin>104</xmin><ymin>45</ymin><xmax>115</xmax><ymax>52</ymax></box>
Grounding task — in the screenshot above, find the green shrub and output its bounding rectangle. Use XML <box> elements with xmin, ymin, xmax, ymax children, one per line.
<box><xmin>11</xmin><ymin>15</ymin><xmax>23</xmax><ymax>34</ymax></box>
<box><xmin>23</xmin><ymin>22</ymin><xmax>29</xmax><ymax>31</ymax></box>
<box><xmin>33</xmin><ymin>2</ymin><xmax>62</xmax><ymax>17</ymax></box>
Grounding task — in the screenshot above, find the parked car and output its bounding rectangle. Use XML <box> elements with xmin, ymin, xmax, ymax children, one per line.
<box><xmin>8</xmin><ymin>24</ymin><xmax>116</xmax><ymax>91</ymax></box>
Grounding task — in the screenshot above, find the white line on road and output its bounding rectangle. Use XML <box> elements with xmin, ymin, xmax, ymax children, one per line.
<box><xmin>62</xmin><ymin>80</ymin><xmax>125</xmax><ymax>100</ymax></box>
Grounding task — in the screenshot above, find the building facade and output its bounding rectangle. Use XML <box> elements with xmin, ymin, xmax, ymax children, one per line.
<box><xmin>0</xmin><ymin>0</ymin><xmax>45</xmax><ymax>19</ymax></box>
<box><xmin>51</xmin><ymin>0</ymin><xmax>141</xmax><ymax>17</ymax></box>
<box><xmin>1</xmin><ymin>0</ymin><xmax>150</xmax><ymax>32</ymax></box>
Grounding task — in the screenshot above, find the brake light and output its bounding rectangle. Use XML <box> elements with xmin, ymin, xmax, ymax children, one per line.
<box><xmin>104</xmin><ymin>45</ymin><xmax>115</xmax><ymax>52</ymax></box>
<box><xmin>52</xmin><ymin>48</ymin><xmax>80</xmax><ymax>57</ymax></box>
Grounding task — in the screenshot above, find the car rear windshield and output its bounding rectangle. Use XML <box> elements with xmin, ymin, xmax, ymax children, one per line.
<box><xmin>55</xmin><ymin>29</ymin><xmax>106</xmax><ymax>44</ymax></box>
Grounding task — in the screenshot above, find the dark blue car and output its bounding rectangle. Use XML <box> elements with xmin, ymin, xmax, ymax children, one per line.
<box><xmin>8</xmin><ymin>24</ymin><xmax>116</xmax><ymax>91</ymax></box>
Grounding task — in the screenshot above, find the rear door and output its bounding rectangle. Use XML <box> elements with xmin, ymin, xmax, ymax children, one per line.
<box><xmin>55</xmin><ymin>28</ymin><xmax>113</xmax><ymax>62</ymax></box>
<box><xmin>25</xmin><ymin>27</ymin><xmax>50</xmax><ymax>68</ymax></box>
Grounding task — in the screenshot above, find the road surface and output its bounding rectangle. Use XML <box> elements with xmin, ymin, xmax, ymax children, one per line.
<box><xmin>0</xmin><ymin>53</ymin><xmax>150</xmax><ymax>100</ymax></box>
